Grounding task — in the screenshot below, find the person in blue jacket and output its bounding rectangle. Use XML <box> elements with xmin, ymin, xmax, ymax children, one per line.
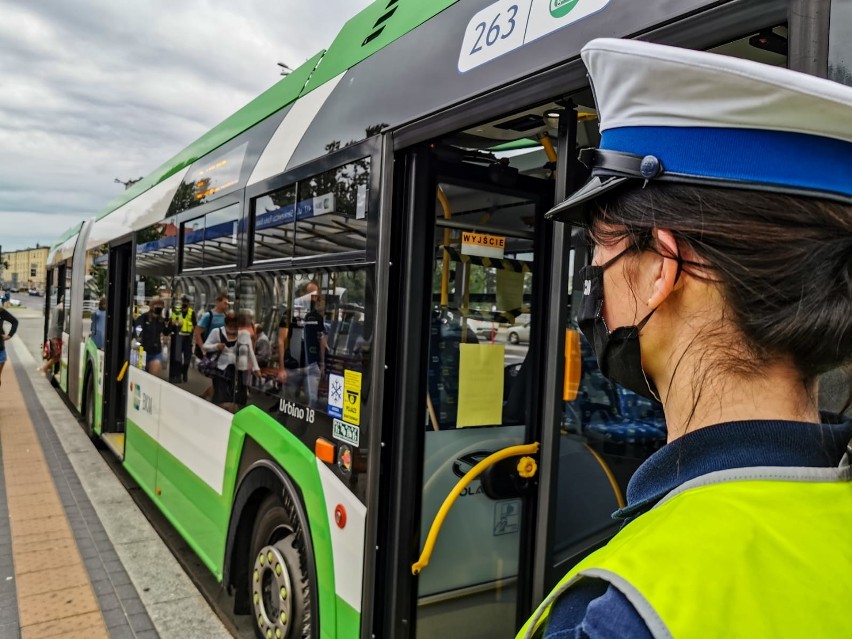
<box><xmin>520</xmin><ymin>38</ymin><xmax>852</xmax><ymax>639</ymax></box>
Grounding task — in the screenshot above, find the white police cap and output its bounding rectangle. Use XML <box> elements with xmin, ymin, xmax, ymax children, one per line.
<box><xmin>548</xmin><ymin>38</ymin><xmax>852</xmax><ymax>223</ymax></box>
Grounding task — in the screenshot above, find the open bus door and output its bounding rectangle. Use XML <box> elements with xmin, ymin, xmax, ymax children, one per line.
<box><xmin>382</xmin><ymin>122</ymin><xmax>560</xmax><ymax>636</ymax></box>
<box><xmin>48</xmin><ymin>263</ymin><xmax>67</xmax><ymax>386</ymax></box>
<box><xmin>381</xmin><ymin>102</ymin><xmax>650</xmax><ymax>639</ymax></box>
<box><xmin>101</xmin><ymin>240</ymin><xmax>133</xmax><ymax>457</ymax></box>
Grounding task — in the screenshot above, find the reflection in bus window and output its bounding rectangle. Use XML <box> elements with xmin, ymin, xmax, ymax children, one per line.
<box><xmin>86</xmin><ymin>244</ymin><xmax>108</xmax><ymax>350</ymax></box>
<box><xmin>182</xmin><ymin>215</ymin><xmax>204</xmax><ymax>270</ymax></box>
<box><xmin>252</xmin><ymin>183</ymin><xmax>297</xmax><ymax>262</ymax></box>
<box><xmin>203</xmin><ymin>205</ymin><xmax>240</xmax><ymax>268</ymax></box>
<box><xmin>133</xmin><ymin>222</ymin><xmax>177</xmax><ymax>382</ymax></box>
<box><xmin>294</xmin><ymin>158</ymin><xmax>370</xmax><ymax>257</ymax></box>
<box><xmin>829</xmin><ymin>0</ymin><xmax>852</xmax><ymax>86</ymax></box>
<box><xmin>180</xmin><ymin>203</ymin><xmax>239</xmax><ymax>271</ymax></box>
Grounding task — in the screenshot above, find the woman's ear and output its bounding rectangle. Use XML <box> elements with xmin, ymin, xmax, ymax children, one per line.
<box><xmin>647</xmin><ymin>229</ymin><xmax>680</xmax><ymax>309</ymax></box>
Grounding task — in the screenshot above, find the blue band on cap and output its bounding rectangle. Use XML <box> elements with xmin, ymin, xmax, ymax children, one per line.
<box><xmin>600</xmin><ymin>126</ymin><xmax>852</xmax><ymax>197</ymax></box>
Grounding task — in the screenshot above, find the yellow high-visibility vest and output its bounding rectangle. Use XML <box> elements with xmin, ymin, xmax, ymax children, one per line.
<box><xmin>519</xmin><ymin>465</ymin><xmax>852</xmax><ymax>639</ymax></box>
<box><xmin>171</xmin><ymin>307</ymin><xmax>194</xmax><ymax>334</ymax></box>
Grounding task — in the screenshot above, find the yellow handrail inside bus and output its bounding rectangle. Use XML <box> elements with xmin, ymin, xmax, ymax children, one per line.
<box><xmin>564</xmin><ymin>328</ymin><xmax>581</xmax><ymax>402</ymax></box>
<box><xmin>117</xmin><ymin>361</ymin><xmax>129</xmax><ymax>382</ymax></box>
<box><xmin>412</xmin><ymin>442</ymin><xmax>540</xmax><ymax>575</ymax></box>
<box><xmin>437</xmin><ymin>186</ymin><xmax>452</xmax><ymax>307</ymax></box>
<box><xmin>537</xmin><ymin>132</ymin><xmax>557</xmax><ymax>163</ymax></box>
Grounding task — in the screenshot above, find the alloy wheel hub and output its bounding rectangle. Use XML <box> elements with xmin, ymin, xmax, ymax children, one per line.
<box><xmin>252</xmin><ymin>543</ymin><xmax>294</xmax><ymax>639</ymax></box>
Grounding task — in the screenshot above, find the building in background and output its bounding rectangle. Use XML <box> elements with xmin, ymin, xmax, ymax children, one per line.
<box><xmin>2</xmin><ymin>245</ymin><xmax>49</xmax><ymax>292</ymax></box>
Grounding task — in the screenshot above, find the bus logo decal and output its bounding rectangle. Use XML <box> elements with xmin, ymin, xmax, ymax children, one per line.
<box><xmin>549</xmin><ymin>0</ymin><xmax>579</xmax><ymax>18</ymax></box>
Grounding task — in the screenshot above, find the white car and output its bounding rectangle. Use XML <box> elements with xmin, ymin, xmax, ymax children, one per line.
<box><xmin>505</xmin><ymin>321</ymin><xmax>531</xmax><ymax>344</ymax></box>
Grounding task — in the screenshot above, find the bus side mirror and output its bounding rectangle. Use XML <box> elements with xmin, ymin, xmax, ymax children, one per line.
<box><xmin>563</xmin><ymin>329</ymin><xmax>581</xmax><ymax>402</ymax></box>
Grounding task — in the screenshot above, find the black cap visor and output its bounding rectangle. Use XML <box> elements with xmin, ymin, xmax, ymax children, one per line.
<box><xmin>545</xmin><ymin>175</ymin><xmax>628</xmax><ymax>224</ymax></box>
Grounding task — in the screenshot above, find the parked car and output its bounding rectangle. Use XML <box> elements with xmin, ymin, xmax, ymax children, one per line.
<box><xmin>465</xmin><ymin>318</ymin><xmax>497</xmax><ymax>337</ymax></box>
<box><xmin>506</xmin><ymin>321</ymin><xmax>531</xmax><ymax>344</ymax></box>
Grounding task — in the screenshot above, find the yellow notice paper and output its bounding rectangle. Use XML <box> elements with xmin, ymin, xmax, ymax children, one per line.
<box><xmin>343</xmin><ymin>369</ymin><xmax>362</xmax><ymax>425</ymax></box>
<box><xmin>456</xmin><ymin>343</ymin><xmax>505</xmax><ymax>427</ymax></box>
<box><xmin>496</xmin><ymin>270</ymin><xmax>524</xmax><ymax>315</ymax></box>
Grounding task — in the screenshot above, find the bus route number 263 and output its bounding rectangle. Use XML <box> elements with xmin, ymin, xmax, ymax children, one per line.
<box><xmin>459</xmin><ymin>0</ymin><xmax>531</xmax><ymax>73</ymax></box>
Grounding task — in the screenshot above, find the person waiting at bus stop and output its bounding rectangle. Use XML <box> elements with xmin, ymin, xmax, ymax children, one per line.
<box><xmin>519</xmin><ymin>39</ymin><xmax>852</xmax><ymax>639</ymax></box>
<box><xmin>0</xmin><ymin>306</ymin><xmax>19</xmax><ymax>390</ymax></box>
<box><xmin>133</xmin><ymin>296</ymin><xmax>173</xmax><ymax>376</ymax></box>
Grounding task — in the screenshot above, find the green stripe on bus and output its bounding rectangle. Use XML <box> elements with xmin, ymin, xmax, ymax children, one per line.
<box><xmin>155</xmin><ymin>442</ymin><xmax>230</xmax><ymax>579</ymax></box>
<box><xmin>124</xmin><ymin>420</ymin><xmax>159</xmax><ymax>500</ymax></box>
<box><xmin>124</xmin><ymin>420</ymin><xmax>229</xmax><ymax>579</ymax></box>
<box><xmin>303</xmin><ymin>0</ymin><xmax>459</xmax><ymax>93</ymax></box>
<box><xmin>336</xmin><ymin>595</ymin><xmax>360</xmax><ymax>639</ymax></box>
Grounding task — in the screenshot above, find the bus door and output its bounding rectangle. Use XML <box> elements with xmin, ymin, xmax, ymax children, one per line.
<box><xmin>44</xmin><ymin>264</ymin><xmax>66</xmax><ymax>384</ymax></box>
<box><xmin>384</xmin><ymin>100</ymin><xmax>653</xmax><ymax>638</ymax></box>
<box><xmin>389</xmin><ymin>119</ymin><xmax>554</xmax><ymax>638</ymax></box>
<box><xmin>101</xmin><ymin>240</ymin><xmax>133</xmax><ymax>457</ymax></box>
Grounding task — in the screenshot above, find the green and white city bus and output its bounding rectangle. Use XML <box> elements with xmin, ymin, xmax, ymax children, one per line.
<box><xmin>45</xmin><ymin>1</ymin><xmax>850</xmax><ymax>637</ymax></box>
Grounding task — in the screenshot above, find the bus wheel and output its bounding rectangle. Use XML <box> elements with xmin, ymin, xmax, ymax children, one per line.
<box><xmin>249</xmin><ymin>494</ymin><xmax>311</xmax><ymax>639</ymax></box>
<box><xmin>83</xmin><ymin>374</ymin><xmax>95</xmax><ymax>439</ymax></box>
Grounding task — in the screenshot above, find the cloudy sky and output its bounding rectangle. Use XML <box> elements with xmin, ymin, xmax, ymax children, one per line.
<box><xmin>0</xmin><ymin>0</ymin><xmax>373</xmax><ymax>253</ymax></box>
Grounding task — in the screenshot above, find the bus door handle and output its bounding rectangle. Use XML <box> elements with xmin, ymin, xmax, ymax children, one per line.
<box><xmin>411</xmin><ymin>442</ymin><xmax>539</xmax><ymax>575</ymax></box>
<box><xmin>481</xmin><ymin>454</ymin><xmax>538</xmax><ymax>500</ymax></box>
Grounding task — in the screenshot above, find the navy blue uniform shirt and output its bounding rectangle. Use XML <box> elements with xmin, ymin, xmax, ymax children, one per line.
<box><xmin>544</xmin><ymin>417</ymin><xmax>852</xmax><ymax>639</ymax></box>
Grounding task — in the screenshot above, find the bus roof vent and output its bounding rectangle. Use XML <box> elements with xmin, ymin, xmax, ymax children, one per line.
<box><xmin>363</xmin><ymin>1</ymin><xmax>399</xmax><ymax>47</ymax></box>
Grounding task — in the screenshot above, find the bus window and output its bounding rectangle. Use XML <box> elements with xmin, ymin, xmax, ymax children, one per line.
<box><xmin>236</xmin><ymin>267</ymin><xmax>374</xmax><ymax>500</ymax></box>
<box><xmin>203</xmin><ymin>204</ymin><xmax>239</xmax><ymax>269</ymax></box>
<box><xmin>829</xmin><ymin>0</ymin><xmax>852</xmax><ymax>86</ymax></box>
<box><xmin>180</xmin><ymin>203</ymin><xmax>240</xmax><ymax>271</ymax></box>
<box><xmin>62</xmin><ymin>260</ymin><xmax>73</xmax><ymax>335</ymax></box>
<box><xmin>294</xmin><ymin>158</ymin><xmax>370</xmax><ymax>257</ymax></box>
<box><xmin>252</xmin><ymin>183</ymin><xmax>297</xmax><ymax>262</ymax></box>
<box><xmin>86</xmin><ymin>244</ymin><xmax>108</xmax><ymax>350</ymax></box>
<box><xmin>182</xmin><ymin>215</ymin><xmax>205</xmax><ymax>271</ymax></box>
<box><xmin>133</xmin><ymin>222</ymin><xmax>177</xmax><ymax>381</ymax></box>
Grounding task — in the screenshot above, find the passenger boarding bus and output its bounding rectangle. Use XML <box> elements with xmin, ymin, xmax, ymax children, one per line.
<box><xmin>44</xmin><ymin>1</ymin><xmax>850</xmax><ymax>637</ymax></box>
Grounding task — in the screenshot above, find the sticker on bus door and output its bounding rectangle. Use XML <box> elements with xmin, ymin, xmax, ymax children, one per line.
<box><xmin>458</xmin><ymin>0</ymin><xmax>611</xmax><ymax>73</ymax></box>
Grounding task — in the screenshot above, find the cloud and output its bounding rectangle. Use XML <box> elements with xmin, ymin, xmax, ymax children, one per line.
<box><xmin>0</xmin><ymin>0</ymin><xmax>372</xmax><ymax>252</ymax></box>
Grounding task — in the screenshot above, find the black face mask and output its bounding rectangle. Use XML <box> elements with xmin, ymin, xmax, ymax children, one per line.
<box><xmin>153</xmin><ymin>307</ymin><xmax>163</xmax><ymax>316</ymax></box>
<box><xmin>577</xmin><ymin>246</ymin><xmax>659</xmax><ymax>401</ymax></box>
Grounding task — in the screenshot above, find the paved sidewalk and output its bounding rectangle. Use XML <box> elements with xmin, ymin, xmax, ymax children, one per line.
<box><xmin>0</xmin><ymin>307</ymin><xmax>232</xmax><ymax>639</ymax></box>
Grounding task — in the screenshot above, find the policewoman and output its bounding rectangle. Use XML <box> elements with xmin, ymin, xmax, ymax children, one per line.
<box><xmin>520</xmin><ymin>39</ymin><xmax>852</xmax><ymax>638</ymax></box>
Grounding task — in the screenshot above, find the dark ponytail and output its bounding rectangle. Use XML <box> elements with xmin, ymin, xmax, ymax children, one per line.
<box><xmin>594</xmin><ymin>183</ymin><xmax>852</xmax><ymax>386</ymax></box>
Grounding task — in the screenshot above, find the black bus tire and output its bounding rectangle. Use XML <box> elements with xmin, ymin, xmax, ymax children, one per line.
<box><xmin>83</xmin><ymin>372</ymin><xmax>95</xmax><ymax>439</ymax></box>
<box><xmin>249</xmin><ymin>493</ymin><xmax>312</xmax><ymax>639</ymax></box>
